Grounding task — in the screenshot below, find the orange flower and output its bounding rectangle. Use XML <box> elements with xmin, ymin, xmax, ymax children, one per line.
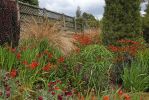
<box><xmin>124</xmin><ymin>94</ymin><xmax>130</xmax><ymax>100</ymax></box>
<box><xmin>54</xmin><ymin>86</ymin><xmax>60</xmax><ymax>90</ymax></box>
<box><xmin>91</xmin><ymin>96</ymin><xmax>96</xmax><ymax>100</ymax></box>
<box><xmin>11</xmin><ymin>48</ymin><xmax>16</xmax><ymax>53</ymax></box>
<box><xmin>44</xmin><ymin>50</ymin><xmax>49</xmax><ymax>55</ymax></box>
<box><xmin>22</xmin><ymin>60</ymin><xmax>28</xmax><ymax>65</ymax></box>
<box><xmin>73</xmin><ymin>34</ymin><xmax>91</xmax><ymax>45</ymax></box>
<box><xmin>29</xmin><ymin>61</ymin><xmax>39</xmax><ymax>69</ymax></box>
<box><xmin>79</xmin><ymin>96</ymin><xmax>84</xmax><ymax>100</ymax></box>
<box><xmin>57</xmin><ymin>57</ymin><xmax>65</xmax><ymax>63</ymax></box>
<box><xmin>16</xmin><ymin>53</ymin><xmax>21</xmax><ymax>60</ymax></box>
<box><xmin>103</xmin><ymin>95</ymin><xmax>110</xmax><ymax>100</ymax></box>
<box><xmin>108</xmin><ymin>45</ymin><xmax>119</xmax><ymax>52</ymax></box>
<box><xmin>140</xmin><ymin>96</ymin><xmax>143</xmax><ymax>100</ymax></box>
<box><xmin>48</xmin><ymin>53</ymin><xmax>53</xmax><ymax>59</ymax></box>
<box><xmin>118</xmin><ymin>90</ymin><xmax>123</xmax><ymax>96</ymax></box>
<box><xmin>65</xmin><ymin>91</ymin><xmax>73</xmax><ymax>96</ymax></box>
<box><xmin>42</xmin><ymin>63</ymin><xmax>51</xmax><ymax>71</ymax></box>
<box><xmin>10</xmin><ymin>69</ymin><xmax>17</xmax><ymax>78</ymax></box>
<box><xmin>75</xmin><ymin>48</ymin><xmax>80</xmax><ymax>53</ymax></box>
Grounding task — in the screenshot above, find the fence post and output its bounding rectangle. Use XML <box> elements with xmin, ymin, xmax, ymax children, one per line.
<box><xmin>43</xmin><ymin>8</ymin><xmax>47</xmax><ymax>22</ymax></box>
<box><xmin>74</xmin><ymin>17</ymin><xmax>77</xmax><ymax>32</ymax></box>
<box><xmin>81</xmin><ymin>23</ymin><xmax>84</xmax><ymax>32</ymax></box>
<box><xmin>62</xmin><ymin>13</ymin><xmax>66</xmax><ymax>29</ymax></box>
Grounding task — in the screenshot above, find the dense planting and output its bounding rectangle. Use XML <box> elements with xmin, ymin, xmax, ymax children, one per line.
<box><xmin>0</xmin><ymin>31</ymin><xmax>149</xmax><ymax>99</ymax></box>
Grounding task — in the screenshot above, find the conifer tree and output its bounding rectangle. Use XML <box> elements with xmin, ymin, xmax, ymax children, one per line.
<box><xmin>143</xmin><ymin>2</ymin><xmax>149</xmax><ymax>42</ymax></box>
<box><xmin>76</xmin><ymin>6</ymin><xmax>82</xmax><ymax>18</ymax></box>
<box><xmin>144</xmin><ymin>2</ymin><xmax>149</xmax><ymax>27</ymax></box>
<box><xmin>102</xmin><ymin>0</ymin><xmax>141</xmax><ymax>45</ymax></box>
<box><xmin>19</xmin><ymin>0</ymin><xmax>38</xmax><ymax>6</ymax></box>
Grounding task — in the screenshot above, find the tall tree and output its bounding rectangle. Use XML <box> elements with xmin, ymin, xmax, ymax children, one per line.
<box><xmin>76</xmin><ymin>6</ymin><xmax>82</xmax><ymax>18</ymax></box>
<box><xmin>102</xmin><ymin>0</ymin><xmax>141</xmax><ymax>45</ymax></box>
<box><xmin>19</xmin><ymin>0</ymin><xmax>38</xmax><ymax>6</ymax></box>
<box><xmin>82</xmin><ymin>12</ymin><xmax>99</xmax><ymax>28</ymax></box>
<box><xmin>143</xmin><ymin>2</ymin><xmax>149</xmax><ymax>42</ymax></box>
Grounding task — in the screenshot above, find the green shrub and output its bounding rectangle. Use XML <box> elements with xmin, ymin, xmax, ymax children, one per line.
<box><xmin>56</xmin><ymin>45</ymin><xmax>113</xmax><ymax>93</ymax></box>
<box><xmin>0</xmin><ymin>46</ymin><xmax>17</xmax><ymax>71</ymax></box>
<box><xmin>122</xmin><ymin>49</ymin><xmax>149</xmax><ymax>92</ymax></box>
<box><xmin>102</xmin><ymin>0</ymin><xmax>141</xmax><ymax>45</ymax></box>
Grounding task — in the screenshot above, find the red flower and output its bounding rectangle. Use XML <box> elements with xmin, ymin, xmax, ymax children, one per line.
<box><xmin>42</xmin><ymin>63</ymin><xmax>51</xmax><ymax>71</ymax></box>
<box><xmin>58</xmin><ymin>57</ymin><xmax>65</xmax><ymax>63</ymax></box>
<box><xmin>22</xmin><ymin>60</ymin><xmax>28</xmax><ymax>65</ymax></box>
<box><xmin>48</xmin><ymin>53</ymin><xmax>53</xmax><ymax>59</ymax></box>
<box><xmin>140</xmin><ymin>96</ymin><xmax>143</xmax><ymax>100</ymax></box>
<box><xmin>73</xmin><ymin>34</ymin><xmax>91</xmax><ymax>45</ymax></box>
<box><xmin>48</xmin><ymin>82</ymin><xmax>52</xmax><ymax>87</ymax></box>
<box><xmin>0</xmin><ymin>91</ymin><xmax>2</xmax><ymax>96</ymax></box>
<box><xmin>54</xmin><ymin>86</ymin><xmax>60</xmax><ymax>90</ymax></box>
<box><xmin>11</xmin><ymin>48</ymin><xmax>16</xmax><ymax>53</ymax></box>
<box><xmin>48</xmin><ymin>81</ymin><xmax>56</xmax><ymax>87</ymax></box>
<box><xmin>44</xmin><ymin>50</ymin><xmax>49</xmax><ymax>55</ymax></box>
<box><xmin>6</xmin><ymin>91</ymin><xmax>10</xmax><ymax>98</ymax></box>
<box><xmin>5</xmin><ymin>86</ymin><xmax>11</xmax><ymax>91</ymax></box>
<box><xmin>16</xmin><ymin>53</ymin><xmax>21</xmax><ymax>60</ymax></box>
<box><xmin>80</xmin><ymin>36</ymin><xmax>91</xmax><ymax>45</ymax></box>
<box><xmin>65</xmin><ymin>91</ymin><xmax>73</xmax><ymax>96</ymax></box>
<box><xmin>56</xmin><ymin>80</ymin><xmax>62</xmax><ymax>84</ymax></box>
<box><xmin>10</xmin><ymin>69</ymin><xmax>17</xmax><ymax>78</ymax></box>
<box><xmin>62</xmin><ymin>89</ymin><xmax>67</xmax><ymax>92</ymax></box>
<box><xmin>118</xmin><ymin>90</ymin><xmax>123</xmax><ymax>96</ymax></box>
<box><xmin>124</xmin><ymin>94</ymin><xmax>130</xmax><ymax>100</ymax></box>
<box><xmin>38</xmin><ymin>96</ymin><xmax>43</xmax><ymax>100</ymax></box>
<box><xmin>29</xmin><ymin>61</ymin><xmax>39</xmax><ymax>69</ymax></box>
<box><xmin>91</xmin><ymin>96</ymin><xmax>96</xmax><ymax>100</ymax></box>
<box><xmin>75</xmin><ymin>48</ymin><xmax>80</xmax><ymax>53</ymax></box>
<box><xmin>51</xmin><ymin>91</ymin><xmax>56</xmax><ymax>95</ymax></box>
<box><xmin>108</xmin><ymin>45</ymin><xmax>119</xmax><ymax>52</ymax></box>
<box><xmin>103</xmin><ymin>95</ymin><xmax>110</xmax><ymax>100</ymax></box>
<box><xmin>58</xmin><ymin>95</ymin><xmax>63</xmax><ymax>100</ymax></box>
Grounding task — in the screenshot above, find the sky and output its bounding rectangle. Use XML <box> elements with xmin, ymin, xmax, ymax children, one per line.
<box><xmin>39</xmin><ymin>0</ymin><xmax>105</xmax><ymax>20</ymax></box>
<box><xmin>39</xmin><ymin>0</ymin><xmax>148</xmax><ymax>20</ymax></box>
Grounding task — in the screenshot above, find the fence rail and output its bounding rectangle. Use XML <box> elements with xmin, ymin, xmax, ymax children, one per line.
<box><xmin>18</xmin><ymin>1</ymin><xmax>83</xmax><ymax>32</ymax></box>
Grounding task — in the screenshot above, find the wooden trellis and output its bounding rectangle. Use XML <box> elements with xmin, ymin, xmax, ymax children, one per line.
<box><xmin>18</xmin><ymin>1</ymin><xmax>84</xmax><ymax>32</ymax></box>
<box><xmin>0</xmin><ymin>0</ymin><xmax>84</xmax><ymax>47</ymax></box>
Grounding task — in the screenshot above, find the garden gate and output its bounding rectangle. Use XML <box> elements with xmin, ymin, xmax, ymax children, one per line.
<box><xmin>0</xmin><ymin>0</ymin><xmax>20</xmax><ymax>48</ymax></box>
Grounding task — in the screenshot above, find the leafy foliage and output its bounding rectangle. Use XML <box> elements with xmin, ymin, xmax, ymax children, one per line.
<box><xmin>143</xmin><ymin>3</ymin><xmax>149</xmax><ymax>43</ymax></box>
<box><xmin>102</xmin><ymin>0</ymin><xmax>142</xmax><ymax>45</ymax></box>
<box><xmin>76</xmin><ymin>6</ymin><xmax>82</xmax><ymax>18</ymax></box>
<box><xmin>19</xmin><ymin>0</ymin><xmax>39</xmax><ymax>5</ymax></box>
<box><xmin>82</xmin><ymin>12</ymin><xmax>100</xmax><ymax>28</ymax></box>
<box><xmin>122</xmin><ymin>49</ymin><xmax>149</xmax><ymax>92</ymax></box>
<box><xmin>56</xmin><ymin>45</ymin><xmax>113</xmax><ymax>93</ymax></box>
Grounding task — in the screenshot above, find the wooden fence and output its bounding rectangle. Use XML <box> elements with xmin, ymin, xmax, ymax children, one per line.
<box><xmin>18</xmin><ymin>1</ymin><xmax>84</xmax><ymax>32</ymax></box>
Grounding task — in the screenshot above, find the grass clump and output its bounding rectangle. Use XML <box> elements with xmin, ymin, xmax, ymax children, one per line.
<box><xmin>56</xmin><ymin>45</ymin><xmax>113</xmax><ymax>94</ymax></box>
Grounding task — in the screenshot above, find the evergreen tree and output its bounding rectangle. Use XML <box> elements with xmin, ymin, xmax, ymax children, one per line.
<box><xmin>144</xmin><ymin>2</ymin><xmax>149</xmax><ymax>28</ymax></box>
<box><xmin>102</xmin><ymin>0</ymin><xmax>141</xmax><ymax>45</ymax></box>
<box><xmin>82</xmin><ymin>12</ymin><xmax>99</xmax><ymax>28</ymax></box>
<box><xmin>19</xmin><ymin>0</ymin><xmax>38</xmax><ymax>6</ymax></box>
<box><xmin>76</xmin><ymin>6</ymin><xmax>82</xmax><ymax>18</ymax></box>
<box><xmin>143</xmin><ymin>2</ymin><xmax>149</xmax><ymax>43</ymax></box>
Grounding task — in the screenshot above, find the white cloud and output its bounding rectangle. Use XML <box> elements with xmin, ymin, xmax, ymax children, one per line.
<box><xmin>38</xmin><ymin>0</ymin><xmax>105</xmax><ymax>18</ymax></box>
<box><xmin>39</xmin><ymin>0</ymin><xmax>146</xmax><ymax>20</ymax></box>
